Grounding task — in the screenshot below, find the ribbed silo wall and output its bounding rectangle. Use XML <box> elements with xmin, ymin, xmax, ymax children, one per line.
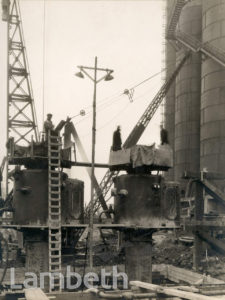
<box><xmin>174</xmin><ymin>0</ymin><xmax>202</xmax><ymax>189</ymax></box>
<box><xmin>201</xmin><ymin>0</ymin><xmax>225</xmax><ymax>176</ymax></box>
<box><xmin>164</xmin><ymin>0</ymin><xmax>177</xmax><ymax>181</ymax></box>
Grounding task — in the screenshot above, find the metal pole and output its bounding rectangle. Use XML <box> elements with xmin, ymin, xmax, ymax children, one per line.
<box><xmin>6</xmin><ymin>6</ymin><xmax>10</xmax><ymax>197</ymax></box>
<box><xmin>89</xmin><ymin>56</ymin><xmax>97</xmax><ymax>269</ymax></box>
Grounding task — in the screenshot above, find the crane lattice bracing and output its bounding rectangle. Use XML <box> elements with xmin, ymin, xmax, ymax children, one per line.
<box><xmin>176</xmin><ymin>31</ymin><xmax>225</xmax><ymax>68</ymax></box>
<box><xmin>3</xmin><ymin>0</ymin><xmax>39</xmax><ymax>144</ymax></box>
<box><xmin>85</xmin><ymin>51</ymin><xmax>191</xmax><ymax>217</ymax></box>
<box><xmin>166</xmin><ymin>0</ymin><xmax>225</xmax><ymax>68</ymax></box>
<box><xmin>166</xmin><ymin>0</ymin><xmax>187</xmax><ymax>40</ymax></box>
<box><xmin>2</xmin><ymin>0</ymin><xmax>39</xmax><ymax>195</ymax></box>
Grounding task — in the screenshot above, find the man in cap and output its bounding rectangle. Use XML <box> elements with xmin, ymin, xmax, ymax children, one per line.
<box><xmin>43</xmin><ymin>113</ymin><xmax>54</xmax><ymax>140</ymax></box>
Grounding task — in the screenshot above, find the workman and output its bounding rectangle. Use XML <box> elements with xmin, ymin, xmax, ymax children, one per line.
<box><xmin>160</xmin><ymin>125</ymin><xmax>169</xmax><ymax>145</ymax></box>
<box><xmin>44</xmin><ymin>113</ymin><xmax>54</xmax><ymax>136</ymax></box>
<box><xmin>112</xmin><ymin>126</ymin><xmax>122</xmax><ymax>151</ymax></box>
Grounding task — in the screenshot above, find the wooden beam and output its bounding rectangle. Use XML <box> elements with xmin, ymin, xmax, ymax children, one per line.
<box><xmin>201</xmin><ymin>179</ymin><xmax>225</xmax><ymax>206</ymax></box>
<box><xmin>152</xmin><ymin>264</ymin><xmax>224</xmax><ymax>285</ymax></box>
<box><xmin>183</xmin><ymin>171</ymin><xmax>225</xmax><ymax>180</ymax></box>
<box><xmin>70</xmin><ymin>161</ymin><xmax>109</xmax><ymax>168</ymax></box>
<box><xmin>197</xmin><ymin>231</ymin><xmax>225</xmax><ymax>255</ymax></box>
<box><xmin>24</xmin><ymin>288</ymin><xmax>52</xmax><ymax>300</ymax></box>
<box><xmin>130</xmin><ymin>281</ymin><xmax>216</xmax><ymax>300</ymax></box>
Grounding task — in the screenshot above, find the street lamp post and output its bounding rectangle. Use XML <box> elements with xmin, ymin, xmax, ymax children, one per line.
<box><xmin>75</xmin><ymin>57</ymin><xmax>114</xmax><ymax>269</ymax></box>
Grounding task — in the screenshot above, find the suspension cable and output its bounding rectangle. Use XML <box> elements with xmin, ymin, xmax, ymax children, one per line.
<box><xmin>42</xmin><ymin>0</ymin><xmax>46</xmax><ymax>126</ymax></box>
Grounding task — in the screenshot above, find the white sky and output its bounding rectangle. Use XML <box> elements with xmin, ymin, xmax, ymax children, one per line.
<box><xmin>0</xmin><ymin>0</ymin><xmax>164</xmax><ymax>203</ymax></box>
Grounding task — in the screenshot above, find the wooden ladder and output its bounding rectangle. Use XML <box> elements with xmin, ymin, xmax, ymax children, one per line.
<box><xmin>48</xmin><ymin>130</ymin><xmax>62</xmax><ymax>292</ymax></box>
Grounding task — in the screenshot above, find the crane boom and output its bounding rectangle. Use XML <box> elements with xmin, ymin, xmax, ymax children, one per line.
<box><xmin>2</xmin><ymin>0</ymin><xmax>39</xmax><ymax>195</ymax></box>
<box><xmin>68</xmin><ymin>122</ymin><xmax>111</xmax><ymax>218</ymax></box>
<box><xmin>85</xmin><ymin>50</ymin><xmax>191</xmax><ymax>216</ymax></box>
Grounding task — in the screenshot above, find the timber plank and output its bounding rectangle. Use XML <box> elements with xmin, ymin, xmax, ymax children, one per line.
<box><xmin>25</xmin><ymin>288</ymin><xmax>49</xmax><ymax>300</ymax></box>
<box><xmin>130</xmin><ymin>281</ymin><xmax>217</xmax><ymax>300</ymax></box>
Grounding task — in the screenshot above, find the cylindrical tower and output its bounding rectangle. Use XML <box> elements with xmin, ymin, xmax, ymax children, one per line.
<box><xmin>201</xmin><ymin>0</ymin><xmax>225</xmax><ymax>177</ymax></box>
<box><xmin>174</xmin><ymin>0</ymin><xmax>202</xmax><ymax>189</ymax></box>
<box><xmin>12</xmin><ymin>169</ymin><xmax>84</xmax><ymax>225</ymax></box>
<box><xmin>164</xmin><ymin>0</ymin><xmax>177</xmax><ymax>181</ymax></box>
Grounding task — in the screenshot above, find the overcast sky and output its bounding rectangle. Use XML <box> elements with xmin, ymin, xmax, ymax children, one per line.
<box><xmin>0</xmin><ymin>0</ymin><xmax>164</xmax><ymax>203</ymax></box>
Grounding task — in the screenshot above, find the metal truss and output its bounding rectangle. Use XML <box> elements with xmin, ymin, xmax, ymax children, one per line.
<box><xmin>2</xmin><ymin>0</ymin><xmax>39</xmax><ymax>195</ymax></box>
<box><xmin>6</xmin><ymin>0</ymin><xmax>39</xmax><ymax>145</ymax></box>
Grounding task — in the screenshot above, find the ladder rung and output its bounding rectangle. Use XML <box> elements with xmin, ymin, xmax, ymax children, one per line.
<box><xmin>50</xmin><ymin>170</ymin><xmax>60</xmax><ymax>174</ymax></box>
<box><xmin>49</xmin><ymin>261</ymin><xmax>61</xmax><ymax>266</ymax></box>
<box><xmin>49</xmin><ymin>249</ymin><xmax>60</xmax><ymax>252</ymax></box>
<box><xmin>50</xmin><ymin>284</ymin><xmax>61</xmax><ymax>289</ymax></box>
<box><xmin>49</xmin><ymin>269</ymin><xmax>61</xmax><ymax>273</ymax></box>
<box><xmin>49</xmin><ymin>203</ymin><xmax>61</xmax><ymax>208</ymax></box>
<box><xmin>49</xmin><ymin>219</ymin><xmax>61</xmax><ymax>223</ymax></box>
<box><xmin>50</xmin><ymin>157</ymin><xmax>60</xmax><ymax>161</ymax></box>
<box><xmin>49</xmin><ymin>184</ymin><xmax>61</xmax><ymax>187</ymax></box>
<box><xmin>49</xmin><ymin>163</ymin><xmax>60</xmax><ymax>166</ymax></box>
<box><xmin>49</xmin><ymin>249</ymin><xmax>60</xmax><ymax>253</ymax></box>
<box><xmin>49</xmin><ymin>192</ymin><xmax>60</xmax><ymax>196</ymax></box>
<box><xmin>50</xmin><ymin>255</ymin><xmax>60</xmax><ymax>259</ymax></box>
<box><xmin>50</xmin><ymin>248</ymin><xmax>61</xmax><ymax>252</ymax></box>
<box><xmin>51</xmin><ymin>281</ymin><xmax>61</xmax><ymax>285</ymax></box>
<box><xmin>49</xmin><ymin>266</ymin><xmax>61</xmax><ymax>269</ymax></box>
<box><xmin>49</xmin><ymin>198</ymin><xmax>60</xmax><ymax>202</ymax></box>
<box><xmin>49</xmin><ymin>142</ymin><xmax>60</xmax><ymax>146</ymax></box>
<box><xmin>49</xmin><ymin>214</ymin><xmax>60</xmax><ymax>217</ymax></box>
<box><xmin>49</xmin><ymin>206</ymin><xmax>60</xmax><ymax>209</ymax></box>
<box><xmin>49</xmin><ymin>268</ymin><xmax>61</xmax><ymax>273</ymax></box>
<box><xmin>49</xmin><ymin>181</ymin><xmax>60</xmax><ymax>185</ymax></box>
<box><xmin>49</xmin><ymin>220</ymin><xmax>61</xmax><ymax>225</ymax></box>
<box><xmin>49</xmin><ymin>179</ymin><xmax>60</xmax><ymax>183</ymax></box>
<box><xmin>49</xmin><ymin>201</ymin><xmax>60</xmax><ymax>204</ymax></box>
<box><xmin>49</xmin><ymin>256</ymin><xmax>61</xmax><ymax>261</ymax></box>
<box><xmin>50</xmin><ymin>207</ymin><xmax>60</xmax><ymax>211</ymax></box>
<box><xmin>50</xmin><ymin>234</ymin><xmax>61</xmax><ymax>238</ymax></box>
<box><xmin>49</xmin><ymin>256</ymin><xmax>61</xmax><ymax>260</ymax></box>
<box><xmin>49</xmin><ymin>225</ymin><xmax>61</xmax><ymax>228</ymax></box>
<box><xmin>49</xmin><ymin>241</ymin><xmax>61</xmax><ymax>246</ymax></box>
<box><xmin>49</xmin><ymin>185</ymin><xmax>60</xmax><ymax>189</ymax></box>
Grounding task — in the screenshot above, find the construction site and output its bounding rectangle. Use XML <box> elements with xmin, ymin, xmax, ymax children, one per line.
<box><xmin>1</xmin><ymin>0</ymin><xmax>225</xmax><ymax>299</ymax></box>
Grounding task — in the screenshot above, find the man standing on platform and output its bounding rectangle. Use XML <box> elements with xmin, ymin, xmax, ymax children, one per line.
<box><xmin>43</xmin><ymin>113</ymin><xmax>54</xmax><ymax>140</ymax></box>
<box><xmin>112</xmin><ymin>125</ymin><xmax>122</xmax><ymax>151</ymax></box>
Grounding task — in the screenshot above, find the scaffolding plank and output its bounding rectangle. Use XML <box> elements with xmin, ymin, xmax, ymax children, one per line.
<box><xmin>24</xmin><ymin>288</ymin><xmax>50</xmax><ymax>300</ymax></box>
<box><xmin>130</xmin><ymin>281</ymin><xmax>216</xmax><ymax>300</ymax></box>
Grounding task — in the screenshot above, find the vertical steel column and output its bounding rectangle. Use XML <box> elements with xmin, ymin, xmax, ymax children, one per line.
<box><xmin>89</xmin><ymin>56</ymin><xmax>97</xmax><ymax>269</ymax></box>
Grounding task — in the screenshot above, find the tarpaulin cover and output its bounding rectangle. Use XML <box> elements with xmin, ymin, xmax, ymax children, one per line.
<box><xmin>131</xmin><ymin>144</ymin><xmax>173</xmax><ymax>168</ymax></box>
<box><xmin>109</xmin><ymin>144</ymin><xmax>173</xmax><ymax>168</ymax></box>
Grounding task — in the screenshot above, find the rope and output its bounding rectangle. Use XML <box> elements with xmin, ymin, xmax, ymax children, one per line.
<box><xmin>71</xmin><ymin>63</ymin><xmax>175</xmax><ymax>132</ymax></box>
<box><xmin>42</xmin><ymin>0</ymin><xmax>46</xmax><ymax>125</ymax></box>
<box><xmin>131</xmin><ymin>69</ymin><xmax>166</xmax><ymax>90</ymax></box>
<box><xmin>97</xmin><ymin>102</ymin><xmax>130</xmax><ymax>132</ymax></box>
